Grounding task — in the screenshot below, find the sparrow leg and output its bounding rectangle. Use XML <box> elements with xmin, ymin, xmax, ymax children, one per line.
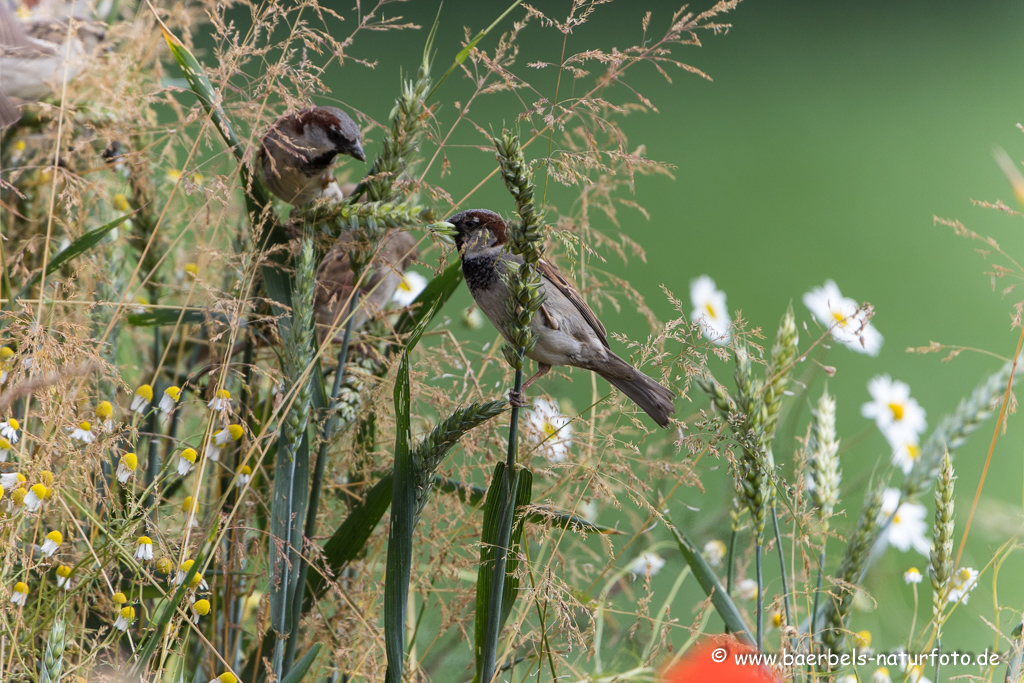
<box><xmin>509</xmin><ymin>365</ymin><xmax>551</xmax><ymax>407</ymax></box>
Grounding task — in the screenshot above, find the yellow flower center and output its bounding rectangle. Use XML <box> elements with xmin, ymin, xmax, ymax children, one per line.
<box><xmin>78</xmin><ymin>421</ymin><xmax>91</xmax><ymax>431</ymax></box>
<box><xmin>831</xmin><ymin>310</ymin><xmax>847</xmax><ymax>326</ymax></box>
<box><xmin>888</xmin><ymin>402</ymin><xmax>904</xmax><ymax>421</ymax></box>
<box><xmin>7</xmin><ymin>418</ymin><xmax>18</xmax><ymax>430</ymax></box>
<box><xmin>398</xmin><ymin>277</ymin><xmax>413</xmax><ymax>292</ymax></box>
<box><xmin>543</xmin><ymin>420</ymin><xmax>557</xmax><ymax>437</ymax></box>
<box><xmin>907</xmin><ymin>444</ymin><xmax>920</xmax><ymax>461</ymax></box>
<box><xmin>136</xmin><ymin>384</ymin><xmax>154</xmax><ymax>401</ymax></box>
<box><xmin>705</xmin><ymin>303</ymin><xmax>716</xmax><ymax>317</ymax></box>
<box><xmin>893</xmin><ymin>512</ymin><xmax>902</xmax><ymax>525</ymax></box>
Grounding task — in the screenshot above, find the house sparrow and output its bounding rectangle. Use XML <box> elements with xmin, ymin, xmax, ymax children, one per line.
<box><xmin>313</xmin><ymin>227</ymin><xmax>420</xmax><ymax>343</ymax></box>
<box><xmin>0</xmin><ymin>2</ymin><xmax>106</xmax><ymax>127</ymax></box>
<box><xmin>447</xmin><ymin>209</ymin><xmax>676</xmax><ymax>428</ymax></box>
<box><xmin>258</xmin><ymin>106</ymin><xmax>366</xmax><ymax>206</ymax></box>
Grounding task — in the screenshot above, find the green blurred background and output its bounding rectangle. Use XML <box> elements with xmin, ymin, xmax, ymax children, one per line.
<box><xmin>269</xmin><ymin>0</ymin><xmax>1024</xmax><ymax>674</ymax></box>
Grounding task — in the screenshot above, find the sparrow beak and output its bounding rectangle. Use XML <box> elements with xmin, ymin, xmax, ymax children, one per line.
<box><xmin>349</xmin><ymin>141</ymin><xmax>366</xmax><ymax>162</ymax></box>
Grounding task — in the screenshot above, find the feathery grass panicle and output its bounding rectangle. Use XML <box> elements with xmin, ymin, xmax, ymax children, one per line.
<box><xmin>808</xmin><ymin>388</ymin><xmax>841</xmax><ymax>532</ymax></box>
<box><xmin>822</xmin><ymin>484</ymin><xmax>885</xmax><ymax>654</ymax></box>
<box><xmin>930</xmin><ymin>452</ymin><xmax>956</xmax><ymax>622</ymax></box>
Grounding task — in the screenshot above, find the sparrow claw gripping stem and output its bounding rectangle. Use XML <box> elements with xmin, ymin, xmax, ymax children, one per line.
<box><xmin>508</xmin><ymin>389</ymin><xmax>528</xmax><ymax>408</ymax></box>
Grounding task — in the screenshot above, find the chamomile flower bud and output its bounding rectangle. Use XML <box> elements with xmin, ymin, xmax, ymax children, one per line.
<box><xmin>0</xmin><ymin>436</ymin><xmax>11</xmax><ymax>461</ymax></box>
<box><xmin>462</xmin><ymin>306</ymin><xmax>485</xmax><ymax>330</ymax></box>
<box><xmin>131</xmin><ymin>296</ymin><xmax>148</xmax><ymax>315</ymax></box>
<box><xmin>113</xmin><ymin>193</ymin><xmax>131</xmax><ymax>212</ymax></box>
<box><xmin>191</xmin><ymin>598</ymin><xmax>210</xmax><ymax>623</ymax></box>
<box><xmin>9</xmin><ymin>487</ymin><xmax>26</xmax><ymax>512</ymax></box>
<box><xmin>40</xmin><ymin>530</ymin><xmax>62</xmax><ymax>556</ymax></box>
<box><xmin>904</xmin><ymin>567</ymin><xmax>923</xmax><ymax>584</ymax></box>
<box><xmin>0</xmin><ymin>472</ymin><xmax>24</xmax><ymax>489</ymax></box>
<box><xmin>95</xmin><ymin>401</ymin><xmax>114</xmax><ymax>431</ymax></box>
<box><xmin>72</xmin><ymin>421</ymin><xmax>95</xmax><ymax>444</ymax></box>
<box><xmin>235</xmin><ymin>465</ymin><xmax>252</xmax><ymax>488</ymax></box>
<box><xmin>191</xmin><ymin>570</ymin><xmax>208</xmax><ymax>591</ymax></box>
<box><xmin>24</xmin><ymin>483</ymin><xmax>47</xmax><ymax>512</ymax></box>
<box><xmin>40</xmin><ymin>470</ymin><xmax>53</xmax><ymax>487</ymax></box>
<box><xmin>177</xmin><ymin>448</ymin><xmax>198</xmax><ymax>476</ymax></box>
<box><xmin>184</xmin><ymin>262</ymin><xmax>199</xmax><ymax>278</ymax></box>
<box><xmin>159</xmin><ymin>386</ymin><xmax>181</xmax><ymax>415</ymax></box>
<box><xmin>55</xmin><ymin>565</ymin><xmax>72</xmax><ymax>589</ymax></box>
<box><xmin>11</xmin><ymin>581</ymin><xmax>28</xmax><ymax>605</ymax></box>
<box><xmin>113</xmin><ymin>605</ymin><xmax>135</xmax><ymax>631</ymax></box>
<box><xmin>112</xmin><ymin>591</ymin><xmax>127</xmax><ymax>605</ymax></box>
<box><xmin>209</xmin><ymin>673</ymin><xmax>237</xmax><ymax>683</ymax></box>
<box><xmin>117</xmin><ymin>453</ymin><xmax>137</xmax><ymax>483</ymax></box>
<box><xmin>131</xmin><ymin>384</ymin><xmax>154</xmax><ymax>414</ymax></box>
<box><xmin>135</xmin><ymin>536</ymin><xmax>154</xmax><ymax>561</ymax></box>
<box><xmin>0</xmin><ymin>418</ymin><xmax>20</xmax><ymax>443</ymax></box>
<box><xmin>155</xmin><ymin>557</ymin><xmax>173</xmax><ymax>574</ymax></box>
<box><xmin>207</xmin><ymin>389</ymin><xmax>232</xmax><ymax>412</ymax></box>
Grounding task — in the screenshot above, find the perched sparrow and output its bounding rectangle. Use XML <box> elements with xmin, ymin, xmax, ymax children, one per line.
<box><xmin>313</xmin><ymin>227</ymin><xmax>420</xmax><ymax>342</ymax></box>
<box><xmin>0</xmin><ymin>2</ymin><xmax>106</xmax><ymax>127</ymax></box>
<box><xmin>258</xmin><ymin>106</ymin><xmax>366</xmax><ymax>206</ymax></box>
<box><xmin>447</xmin><ymin>209</ymin><xmax>676</xmax><ymax>428</ymax></box>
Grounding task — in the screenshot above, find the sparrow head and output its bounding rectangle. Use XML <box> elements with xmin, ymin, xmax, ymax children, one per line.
<box><xmin>263</xmin><ymin>106</ymin><xmax>365</xmax><ymax>169</ymax></box>
<box><xmin>296</xmin><ymin>106</ymin><xmax>366</xmax><ymax>162</ymax></box>
<box><xmin>446</xmin><ymin>209</ymin><xmax>507</xmax><ymax>254</ymax></box>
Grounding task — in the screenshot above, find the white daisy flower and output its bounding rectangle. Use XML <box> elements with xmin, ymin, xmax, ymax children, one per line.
<box><xmin>946</xmin><ymin>567</ymin><xmax>979</xmax><ymax>604</ymax></box>
<box><xmin>113</xmin><ymin>605</ymin><xmax>135</xmax><ymax>631</ymax></box>
<box><xmin>135</xmin><ymin>536</ymin><xmax>154</xmax><ymax>561</ymax></box>
<box><xmin>391</xmin><ymin>271</ymin><xmax>428</xmax><ymax>307</ymax></box>
<box><xmin>526</xmin><ymin>398</ymin><xmax>573</xmax><ymax>463</ymax></box>
<box><xmin>24</xmin><ymin>484</ymin><xmax>47</xmax><ymax>513</ymax></box>
<box><xmin>836</xmin><ymin>676</ymin><xmax>859</xmax><ymax>683</ymax></box>
<box><xmin>625</xmin><ymin>551</ymin><xmax>666</xmax><ymax>577</ymax></box>
<box><xmin>689</xmin><ymin>275</ymin><xmax>731</xmax><ymax>345</ymax></box>
<box><xmin>117</xmin><ymin>453</ymin><xmax>138</xmax><ymax>483</ymax></box>
<box><xmin>904</xmin><ymin>567</ymin><xmax>923</xmax><ymax>584</ymax></box>
<box><xmin>578</xmin><ymin>499</ymin><xmax>598</xmax><ymax>523</ymax></box>
<box><xmin>40</xmin><ymin>530</ymin><xmax>62</xmax><ymax>557</ymax></box>
<box><xmin>803</xmin><ymin>280</ymin><xmax>883</xmax><ymax>355</ymax></box>
<box><xmin>0</xmin><ymin>346</ymin><xmax>14</xmax><ymax>383</ymax></box>
<box><xmin>207</xmin><ymin>424</ymin><xmax>244</xmax><ymax>462</ymax></box>
<box><xmin>131</xmin><ymin>384</ymin><xmax>154</xmax><ymax>414</ymax></box>
<box><xmin>95</xmin><ymin>401</ymin><xmax>114</xmax><ymax>432</ymax></box>
<box><xmin>872</xmin><ymin>667</ymin><xmax>893</xmax><ymax>683</ymax></box>
<box><xmin>71</xmin><ymin>421</ymin><xmax>95</xmax><ymax>444</ymax></box>
<box><xmin>10</xmin><ymin>581</ymin><xmax>28</xmax><ymax>606</ymax></box>
<box><xmin>903</xmin><ymin>663</ymin><xmax>931</xmax><ymax>683</ymax></box>
<box><xmin>891</xmin><ymin>437</ymin><xmax>922</xmax><ymax>475</ymax></box>
<box><xmin>159</xmin><ymin>386</ymin><xmax>181</xmax><ymax>416</ymax></box>
<box><xmin>209</xmin><ymin>673</ymin><xmax>238</xmax><ymax>683</ymax></box>
<box><xmin>881</xmin><ymin>488</ymin><xmax>930</xmax><ymax>555</ymax></box>
<box><xmin>176</xmin><ymin>448</ymin><xmax>197</xmax><ymax>476</ymax></box>
<box><xmin>0</xmin><ymin>418</ymin><xmax>20</xmax><ymax>444</ymax></box>
<box><xmin>55</xmin><ymin>565</ymin><xmax>72</xmax><ymax>589</ymax></box>
<box><xmin>736</xmin><ymin>578</ymin><xmax>758</xmax><ymax>600</ymax></box>
<box><xmin>191</xmin><ymin>598</ymin><xmax>210</xmax><ymax>624</ymax></box>
<box><xmin>861</xmin><ymin>375</ymin><xmax>927</xmax><ymax>447</ymax></box>
<box><xmin>235</xmin><ymin>465</ymin><xmax>252</xmax><ymax>488</ymax></box>
<box><xmin>0</xmin><ymin>472</ymin><xmax>23</xmax><ymax>489</ymax></box>
<box><xmin>181</xmin><ymin>496</ymin><xmax>198</xmax><ymax>527</ymax></box>
<box><xmin>207</xmin><ymin>389</ymin><xmax>232</xmax><ymax>412</ymax></box>
<box><xmin>703</xmin><ymin>539</ymin><xmax>727</xmax><ymax>568</ymax></box>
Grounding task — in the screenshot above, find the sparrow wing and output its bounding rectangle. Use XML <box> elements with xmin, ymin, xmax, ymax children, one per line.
<box><xmin>537</xmin><ymin>258</ymin><xmax>609</xmax><ymax>348</ymax></box>
<box><xmin>0</xmin><ymin>92</ymin><xmax>20</xmax><ymax>128</ymax></box>
<box><xmin>0</xmin><ymin>3</ymin><xmax>34</xmax><ymax>49</ymax></box>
